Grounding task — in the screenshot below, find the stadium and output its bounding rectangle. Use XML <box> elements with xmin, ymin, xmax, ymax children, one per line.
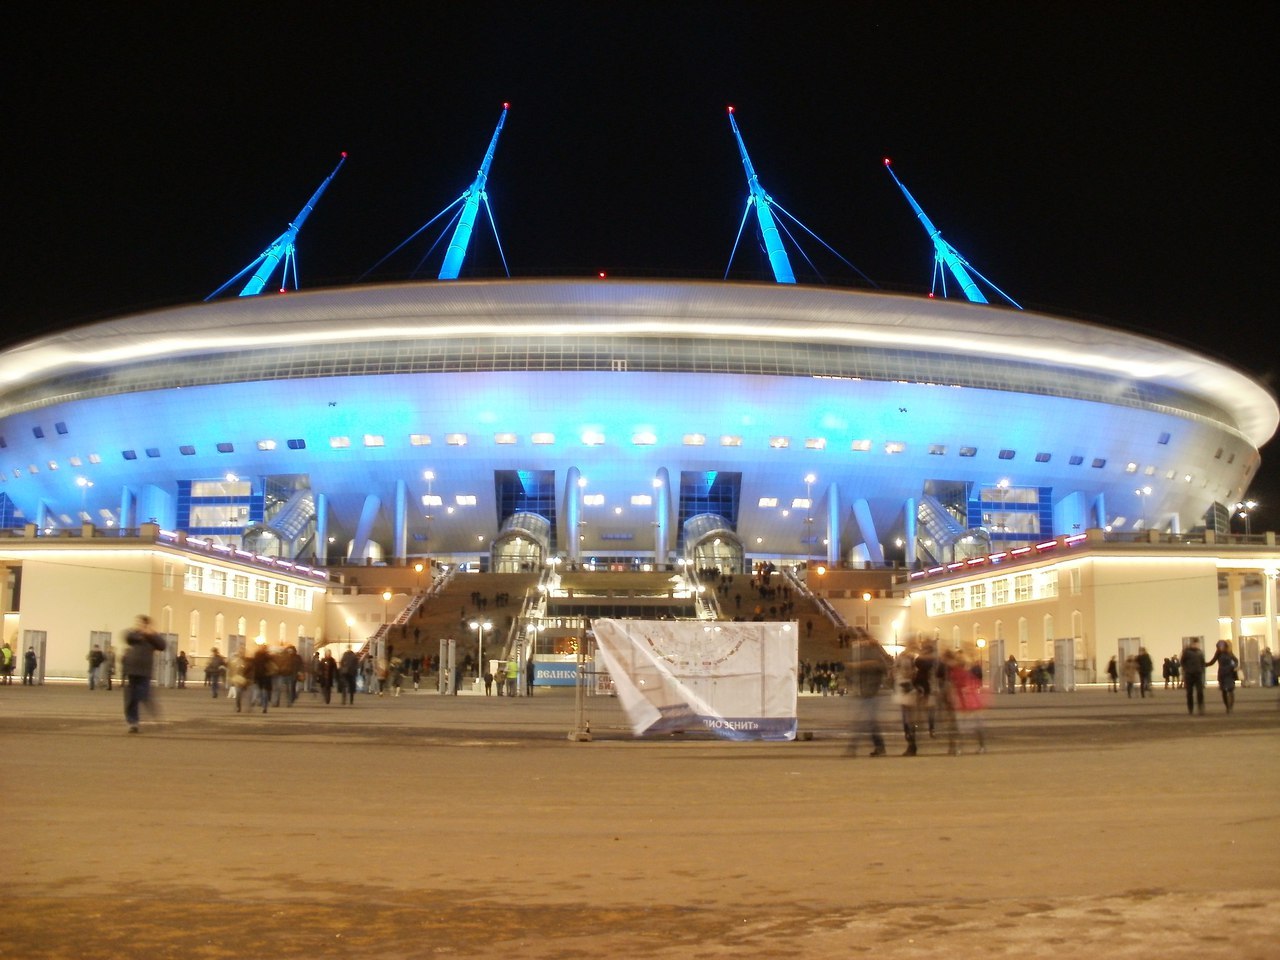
<box><xmin>0</xmin><ymin>277</ymin><xmax>1273</xmax><ymax>572</ymax></box>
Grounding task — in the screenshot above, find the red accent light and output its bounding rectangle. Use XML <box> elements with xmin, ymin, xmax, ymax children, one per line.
<box><xmin>927</xmin><ymin>292</ymin><xmax>935</xmax><ymax>299</ymax></box>
<box><xmin>598</xmin><ymin>271</ymin><xmax>607</xmax><ymax>279</ymax></box>
<box><xmin>341</xmin><ymin>151</ymin><xmax>348</xmax><ymax>158</ymax></box>
<box><xmin>503</xmin><ymin>102</ymin><xmax>510</xmax><ymax>110</ymax></box>
<box><xmin>727</xmin><ymin>105</ymin><xmax>734</xmax><ymax>114</ymax></box>
<box><xmin>883</xmin><ymin>157</ymin><xmax>892</xmax><ymax>166</ymax></box>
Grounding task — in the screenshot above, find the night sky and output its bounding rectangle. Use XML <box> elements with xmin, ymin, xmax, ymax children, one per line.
<box><xmin>5</xmin><ymin>3</ymin><xmax>1277</xmax><ymax>518</ymax></box>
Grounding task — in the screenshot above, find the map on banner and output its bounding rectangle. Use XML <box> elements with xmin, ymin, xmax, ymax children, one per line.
<box><xmin>592</xmin><ymin>619</ymin><xmax>798</xmax><ymax>741</ymax></box>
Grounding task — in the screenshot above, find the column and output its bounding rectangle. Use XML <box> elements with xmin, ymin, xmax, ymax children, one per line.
<box><xmin>393</xmin><ymin>479</ymin><xmax>408</xmax><ymax>564</ymax></box>
<box><xmin>314</xmin><ymin>493</ymin><xmax>328</xmax><ymax>565</ymax></box>
<box><xmin>1228</xmin><ymin>572</ymin><xmax>1243</xmax><ymax>649</ymax></box>
<box><xmin>565</xmin><ymin>467</ymin><xmax>581</xmax><ymax>564</ymax></box>
<box><xmin>826</xmin><ymin>482</ymin><xmax>840</xmax><ymax>567</ymax></box>
<box><xmin>1266</xmin><ymin>569</ymin><xmax>1278</xmax><ymax>660</ymax></box>
<box><xmin>851</xmin><ymin>498</ymin><xmax>884</xmax><ymax>565</ymax></box>
<box><xmin>653</xmin><ymin>467</ymin><xmax>671</xmax><ymax>569</ymax></box>
<box><xmin>119</xmin><ymin>485</ymin><xmax>136</xmax><ymax>531</ymax></box>
<box><xmin>903</xmin><ymin>497</ymin><xmax>918</xmax><ymax>570</ymax></box>
<box><xmin>350</xmin><ymin>494</ymin><xmax>381</xmax><ymax>562</ymax></box>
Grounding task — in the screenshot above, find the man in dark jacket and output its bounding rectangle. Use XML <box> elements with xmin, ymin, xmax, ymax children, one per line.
<box><xmin>1180</xmin><ymin>638</ymin><xmax>1206</xmax><ymax>716</ymax></box>
<box><xmin>122</xmin><ymin>615</ymin><xmax>166</xmax><ymax>733</ymax></box>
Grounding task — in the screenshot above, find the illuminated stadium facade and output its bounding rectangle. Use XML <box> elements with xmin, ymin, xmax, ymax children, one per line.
<box><xmin>0</xmin><ymin>277</ymin><xmax>1274</xmax><ymax>574</ymax></box>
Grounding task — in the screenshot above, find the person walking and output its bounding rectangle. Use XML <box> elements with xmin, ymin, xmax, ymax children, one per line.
<box><xmin>1180</xmin><ymin>638</ymin><xmax>1206</xmax><ymax>715</ymax></box>
<box><xmin>175</xmin><ymin>651</ymin><xmax>189</xmax><ymax>689</ymax></box>
<box><xmin>22</xmin><ymin>646</ymin><xmax>38</xmax><ymax>685</ymax></box>
<box><xmin>1136</xmin><ymin>647</ymin><xmax>1154</xmax><ymax>698</ymax></box>
<box><xmin>317</xmin><ymin>650</ymin><xmax>338</xmax><ymax>704</ymax></box>
<box><xmin>1106</xmin><ymin>655</ymin><xmax>1119</xmax><ymax>692</ymax></box>
<box><xmin>892</xmin><ymin>645</ymin><xmax>920</xmax><ymax>756</ymax></box>
<box><xmin>0</xmin><ymin>640</ymin><xmax>15</xmax><ymax>684</ymax></box>
<box><xmin>1205</xmin><ymin>640</ymin><xmax>1240</xmax><ymax>714</ymax></box>
<box><xmin>121</xmin><ymin>615</ymin><xmax>166</xmax><ymax>733</ymax></box>
<box><xmin>338</xmin><ymin>649</ymin><xmax>358</xmax><ymax>705</ymax></box>
<box><xmin>847</xmin><ymin>634</ymin><xmax>891</xmax><ymax>756</ymax></box>
<box><xmin>1003</xmin><ymin>655</ymin><xmax>1018</xmax><ymax>695</ymax></box>
<box><xmin>87</xmin><ymin>644</ymin><xmax>105</xmax><ymax>690</ymax></box>
<box><xmin>206</xmin><ymin>648</ymin><xmax>226</xmax><ymax>699</ymax></box>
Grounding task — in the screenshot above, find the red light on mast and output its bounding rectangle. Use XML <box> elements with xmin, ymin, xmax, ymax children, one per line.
<box><xmin>502</xmin><ymin>101</ymin><xmax>510</xmax><ymax>110</ymax></box>
<box><xmin>883</xmin><ymin>157</ymin><xmax>892</xmax><ymax>166</ymax></box>
<box><xmin>598</xmin><ymin>271</ymin><xmax>607</xmax><ymax>279</ymax></box>
<box><xmin>727</xmin><ymin>105</ymin><xmax>734</xmax><ymax>114</ymax></box>
<box><xmin>341</xmin><ymin>151</ymin><xmax>348</xmax><ymax>158</ymax></box>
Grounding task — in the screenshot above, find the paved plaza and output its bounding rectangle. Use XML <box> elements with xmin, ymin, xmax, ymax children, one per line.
<box><xmin>2</xmin><ymin>681</ymin><xmax>1277</xmax><ymax>959</ymax></box>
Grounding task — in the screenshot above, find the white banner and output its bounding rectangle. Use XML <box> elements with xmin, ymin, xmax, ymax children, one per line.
<box><xmin>592</xmin><ymin>619</ymin><xmax>798</xmax><ymax>741</ymax></box>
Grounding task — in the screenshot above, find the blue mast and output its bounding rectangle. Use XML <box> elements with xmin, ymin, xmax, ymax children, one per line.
<box><xmin>207</xmin><ymin>153</ymin><xmax>347</xmax><ymax>300</ymax></box>
<box><xmin>438</xmin><ymin>103</ymin><xmax>508</xmax><ymax>280</ymax></box>
<box><xmin>883</xmin><ymin>158</ymin><xmax>1020</xmax><ymax>308</ymax></box>
<box><xmin>727</xmin><ymin>107</ymin><xmax>795</xmax><ymax>284</ymax></box>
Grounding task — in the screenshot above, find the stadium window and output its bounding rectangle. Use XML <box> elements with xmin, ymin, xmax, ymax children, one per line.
<box><xmin>446</xmin><ymin>434</ymin><xmax>469</xmax><ymax>446</ymax></box>
<box><xmin>122</xmin><ymin>450</ymin><xmax>137</xmax><ymax>461</ymax></box>
<box><xmin>758</xmin><ymin>497</ymin><xmax>778</xmax><ymax>508</ymax></box>
<box><xmin>721</xmin><ymin>435</ymin><xmax>743</xmax><ymax>447</ymax></box>
<box><xmin>145</xmin><ymin>448</ymin><xmax>161</xmax><ymax>458</ymax></box>
<box><xmin>286</xmin><ymin>439</ymin><xmax>306</xmax><ymax>450</ymax></box>
<box><xmin>531</xmin><ymin>433</ymin><xmax>555</xmax><ymax>445</ymax></box>
<box><xmin>179</xmin><ymin>445</ymin><xmax>196</xmax><ymax>456</ymax></box>
<box><xmin>884</xmin><ymin>441</ymin><xmax>906</xmax><ymax>454</ymax></box>
<box><xmin>851</xmin><ymin>440</ymin><xmax>871</xmax><ymax>452</ymax></box>
<box><xmin>804</xmin><ymin>438</ymin><xmax>826</xmax><ymax>450</ymax></box>
<box><xmin>1035</xmin><ymin>452</ymin><xmax>1051</xmax><ymax>463</ymax></box>
<box><xmin>55</xmin><ymin>422</ymin><xmax>69</xmax><ymax>435</ymax></box>
<box><xmin>1213</xmin><ymin>448</ymin><xmax>1223</xmax><ymax>459</ymax></box>
<box><xmin>257</xmin><ymin>440</ymin><xmax>277</xmax><ymax>451</ymax></box>
<box><xmin>632</xmin><ymin>432</ymin><xmax>657</xmax><ymax>446</ymax></box>
<box><xmin>928</xmin><ymin>444</ymin><xmax>947</xmax><ymax>456</ymax></box>
<box><xmin>0</xmin><ymin>436</ymin><xmax>6</xmax><ymax>449</ymax></box>
<box><xmin>329</xmin><ymin>437</ymin><xmax>350</xmax><ymax>449</ymax></box>
<box><xmin>216</xmin><ymin>442</ymin><xmax>234</xmax><ymax>453</ymax></box>
<box><xmin>998</xmin><ymin>449</ymin><xmax>1015</xmax><ymax>460</ymax></box>
<box><xmin>363</xmin><ymin>435</ymin><xmax>385</xmax><ymax>447</ymax></box>
<box><xmin>1091</xmin><ymin>458</ymin><xmax>1106</xmax><ymax>468</ymax></box>
<box><xmin>495</xmin><ymin>433</ymin><xmax>518</xmax><ymax>445</ymax></box>
<box><xmin>32</xmin><ymin>426</ymin><xmax>45</xmax><ymax>439</ymax></box>
<box><xmin>1157</xmin><ymin>432</ymin><xmax>1171</xmax><ymax>445</ymax></box>
<box><xmin>769</xmin><ymin>437</ymin><xmax>791</xmax><ymax>449</ymax></box>
<box><xmin>409</xmin><ymin>434</ymin><xmax>431</xmax><ymax>446</ymax></box>
<box><xmin>1125</xmin><ymin>462</ymin><xmax>1138</xmax><ymax>473</ymax></box>
<box><xmin>683</xmin><ymin>434</ymin><xmax>706</xmax><ymax>446</ymax></box>
<box><xmin>68</xmin><ymin>456</ymin><xmax>82</xmax><ymax>466</ymax></box>
<box><xmin>1069</xmin><ymin>455</ymin><xmax>1084</xmax><ymax>466</ymax></box>
<box><xmin>959</xmin><ymin>446</ymin><xmax>977</xmax><ymax>457</ymax></box>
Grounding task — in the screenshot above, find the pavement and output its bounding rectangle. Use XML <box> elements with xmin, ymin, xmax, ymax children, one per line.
<box><xmin>2</xmin><ymin>681</ymin><xmax>1277</xmax><ymax>959</ymax></box>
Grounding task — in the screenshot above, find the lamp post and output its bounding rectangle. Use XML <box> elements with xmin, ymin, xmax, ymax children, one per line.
<box><xmin>469</xmin><ymin>619</ymin><xmax>491</xmax><ymax>686</ymax></box>
<box><xmin>862</xmin><ymin>592</ymin><xmax>872</xmax><ymax>634</ymax></box>
<box><xmin>414</xmin><ymin>561</ymin><xmax>424</xmax><ymax>591</ymax></box>
<box><xmin>345</xmin><ymin>617</ymin><xmax>354</xmax><ymax>644</ymax></box>
<box><xmin>1236</xmin><ymin>499</ymin><xmax>1258</xmax><ymax>536</ymax></box>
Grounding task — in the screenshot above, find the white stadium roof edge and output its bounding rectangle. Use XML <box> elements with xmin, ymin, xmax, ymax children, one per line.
<box><xmin>3</xmin><ymin>279</ymin><xmax>1275</xmax><ymax>447</ymax></box>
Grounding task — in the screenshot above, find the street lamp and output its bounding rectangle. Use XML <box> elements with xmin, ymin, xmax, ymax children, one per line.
<box><xmin>1134</xmin><ymin>486</ymin><xmax>1152</xmax><ymax>530</ymax></box>
<box><xmin>345</xmin><ymin>617</ymin><xmax>354</xmax><ymax>644</ymax></box>
<box><xmin>414</xmin><ymin>561</ymin><xmax>424</xmax><ymax>591</ymax></box>
<box><xmin>1236</xmin><ymin>499</ymin><xmax>1258</xmax><ymax>536</ymax></box>
<box><xmin>862</xmin><ymin>592</ymin><xmax>872</xmax><ymax>633</ymax></box>
<box><xmin>382</xmin><ymin>589</ymin><xmax>392</xmax><ymax>628</ymax></box>
<box><xmin>469</xmin><ymin>619</ymin><xmax>491</xmax><ymax>684</ymax></box>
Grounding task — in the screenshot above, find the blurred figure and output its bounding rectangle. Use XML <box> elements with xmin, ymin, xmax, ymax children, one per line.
<box><xmin>389</xmin><ymin>655</ymin><xmax>404</xmax><ymax>697</ymax></box>
<box><xmin>22</xmin><ymin>646</ymin><xmax>37</xmax><ymax>685</ymax></box>
<box><xmin>175</xmin><ymin>650</ymin><xmax>189</xmax><ymax>689</ymax></box>
<box><xmin>228</xmin><ymin>653</ymin><xmax>249</xmax><ymax>711</ymax></box>
<box><xmin>947</xmin><ymin>650</ymin><xmax>987</xmax><ymax>755</ymax></box>
<box><xmin>87</xmin><ymin>644</ymin><xmax>105</xmax><ymax>690</ymax></box>
<box><xmin>1205</xmin><ymin>640</ymin><xmax>1240</xmax><ymax>714</ymax></box>
<box><xmin>892</xmin><ymin>643</ymin><xmax>920</xmax><ymax>756</ymax></box>
<box><xmin>1106</xmin><ymin>655</ymin><xmax>1119</xmax><ymax>692</ymax></box>
<box><xmin>1003</xmin><ymin>654</ymin><xmax>1019</xmax><ymax>695</ymax></box>
<box><xmin>847</xmin><ymin>633</ymin><xmax>892</xmax><ymax>756</ymax></box>
<box><xmin>1136</xmin><ymin>647</ymin><xmax>1154</xmax><ymax>698</ymax></box>
<box><xmin>317</xmin><ymin>649</ymin><xmax>338</xmax><ymax>704</ymax></box>
<box><xmin>338</xmin><ymin>649</ymin><xmax>359</xmax><ymax>705</ymax></box>
<box><xmin>121</xmin><ymin>615</ymin><xmax>166</xmax><ymax>733</ymax></box>
<box><xmin>250</xmin><ymin>644</ymin><xmax>274</xmax><ymax>714</ymax></box>
<box><xmin>206</xmin><ymin>647</ymin><xmax>226</xmax><ymax>699</ymax></box>
<box><xmin>1180</xmin><ymin>638</ymin><xmax>1206</xmax><ymax>715</ymax></box>
<box><xmin>0</xmin><ymin>640</ymin><xmax>14</xmax><ymax>684</ymax></box>
<box><xmin>1123</xmin><ymin>656</ymin><xmax>1139</xmax><ymax>698</ymax></box>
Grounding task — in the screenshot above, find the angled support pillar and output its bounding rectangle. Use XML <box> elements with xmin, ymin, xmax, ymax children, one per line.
<box><xmin>393</xmin><ymin>479</ymin><xmax>408</xmax><ymax>564</ymax></box>
<box><xmin>903</xmin><ymin>497</ymin><xmax>918</xmax><ymax>570</ymax></box>
<box><xmin>564</xmin><ymin>467</ymin><xmax>582</xmax><ymax>564</ymax></box>
<box><xmin>826</xmin><ymin>482</ymin><xmax>841</xmax><ymax>567</ymax></box>
<box><xmin>654</xmin><ymin>467</ymin><xmax>671</xmax><ymax>569</ymax></box>
<box><xmin>851</xmin><ymin>498</ymin><xmax>885</xmax><ymax>565</ymax></box>
<box><xmin>351</xmin><ymin>495</ymin><xmax>381</xmax><ymax>563</ymax></box>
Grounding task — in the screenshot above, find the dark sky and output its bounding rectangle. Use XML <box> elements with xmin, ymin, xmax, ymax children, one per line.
<box><xmin>4</xmin><ymin>2</ymin><xmax>1277</xmax><ymax>516</ymax></box>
